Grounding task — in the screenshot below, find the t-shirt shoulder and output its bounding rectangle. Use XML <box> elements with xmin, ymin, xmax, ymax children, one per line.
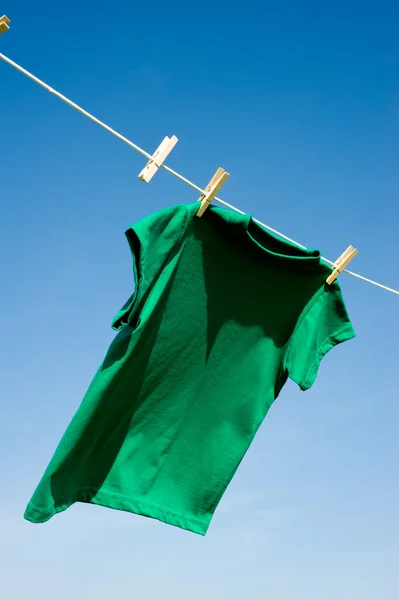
<box><xmin>284</xmin><ymin>281</ymin><xmax>356</xmax><ymax>391</ymax></box>
<box><xmin>128</xmin><ymin>203</ymin><xmax>190</xmax><ymax>241</ymax></box>
<box><xmin>112</xmin><ymin>203</ymin><xmax>189</xmax><ymax>331</ymax></box>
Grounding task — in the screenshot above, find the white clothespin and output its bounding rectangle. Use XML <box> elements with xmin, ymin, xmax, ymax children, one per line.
<box><xmin>138</xmin><ymin>135</ymin><xmax>178</xmax><ymax>183</ymax></box>
<box><xmin>326</xmin><ymin>245</ymin><xmax>358</xmax><ymax>284</ymax></box>
<box><xmin>196</xmin><ymin>167</ymin><xmax>230</xmax><ymax>217</ymax></box>
<box><xmin>0</xmin><ymin>15</ymin><xmax>10</xmax><ymax>35</ymax></box>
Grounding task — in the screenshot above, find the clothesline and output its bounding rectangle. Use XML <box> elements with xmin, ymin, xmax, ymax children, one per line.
<box><xmin>1</xmin><ymin>51</ymin><xmax>398</xmax><ymax>297</ymax></box>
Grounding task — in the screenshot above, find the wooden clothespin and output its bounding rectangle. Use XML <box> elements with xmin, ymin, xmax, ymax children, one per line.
<box><xmin>0</xmin><ymin>15</ymin><xmax>10</xmax><ymax>35</ymax></box>
<box><xmin>138</xmin><ymin>135</ymin><xmax>178</xmax><ymax>183</ymax></box>
<box><xmin>326</xmin><ymin>245</ymin><xmax>358</xmax><ymax>284</ymax></box>
<box><xmin>196</xmin><ymin>168</ymin><xmax>230</xmax><ymax>217</ymax></box>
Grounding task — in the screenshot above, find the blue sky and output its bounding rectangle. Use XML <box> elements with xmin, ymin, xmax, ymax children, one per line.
<box><xmin>1</xmin><ymin>1</ymin><xmax>398</xmax><ymax>598</ymax></box>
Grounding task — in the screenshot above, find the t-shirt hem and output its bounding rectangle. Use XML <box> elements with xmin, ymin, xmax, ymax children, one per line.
<box><xmin>24</xmin><ymin>488</ymin><xmax>210</xmax><ymax>536</ymax></box>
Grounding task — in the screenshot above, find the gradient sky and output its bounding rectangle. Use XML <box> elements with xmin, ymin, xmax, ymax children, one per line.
<box><xmin>1</xmin><ymin>2</ymin><xmax>398</xmax><ymax>599</ymax></box>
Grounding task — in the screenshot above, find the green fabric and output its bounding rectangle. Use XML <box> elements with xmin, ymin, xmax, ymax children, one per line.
<box><xmin>24</xmin><ymin>202</ymin><xmax>355</xmax><ymax>535</ymax></box>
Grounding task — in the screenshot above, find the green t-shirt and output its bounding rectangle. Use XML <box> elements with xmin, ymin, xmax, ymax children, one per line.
<box><xmin>24</xmin><ymin>202</ymin><xmax>355</xmax><ymax>535</ymax></box>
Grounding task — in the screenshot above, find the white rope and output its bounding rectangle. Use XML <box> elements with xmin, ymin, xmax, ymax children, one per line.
<box><xmin>1</xmin><ymin>52</ymin><xmax>398</xmax><ymax>297</ymax></box>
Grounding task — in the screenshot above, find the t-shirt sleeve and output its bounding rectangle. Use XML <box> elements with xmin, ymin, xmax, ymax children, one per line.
<box><xmin>112</xmin><ymin>203</ymin><xmax>188</xmax><ymax>331</ymax></box>
<box><xmin>284</xmin><ymin>281</ymin><xmax>356</xmax><ymax>391</ymax></box>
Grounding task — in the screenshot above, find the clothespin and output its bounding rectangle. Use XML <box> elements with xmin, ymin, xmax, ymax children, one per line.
<box><xmin>138</xmin><ymin>135</ymin><xmax>178</xmax><ymax>183</ymax></box>
<box><xmin>326</xmin><ymin>245</ymin><xmax>358</xmax><ymax>284</ymax></box>
<box><xmin>0</xmin><ymin>15</ymin><xmax>10</xmax><ymax>35</ymax></box>
<box><xmin>196</xmin><ymin>168</ymin><xmax>230</xmax><ymax>217</ymax></box>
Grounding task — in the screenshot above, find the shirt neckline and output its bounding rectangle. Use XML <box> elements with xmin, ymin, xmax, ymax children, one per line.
<box><xmin>244</xmin><ymin>214</ymin><xmax>321</xmax><ymax>267</ymax></box>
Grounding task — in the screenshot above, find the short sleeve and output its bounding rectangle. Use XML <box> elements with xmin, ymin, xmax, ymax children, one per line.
<box><xmin>285</xmin><ymin>282</ymin><xmax>356</xmax><ymax>391</ymax></box>
<box><xmin>112</xmin><ymin>203</ymin><xmax>188</xmax><ymax>331</ymax></box>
